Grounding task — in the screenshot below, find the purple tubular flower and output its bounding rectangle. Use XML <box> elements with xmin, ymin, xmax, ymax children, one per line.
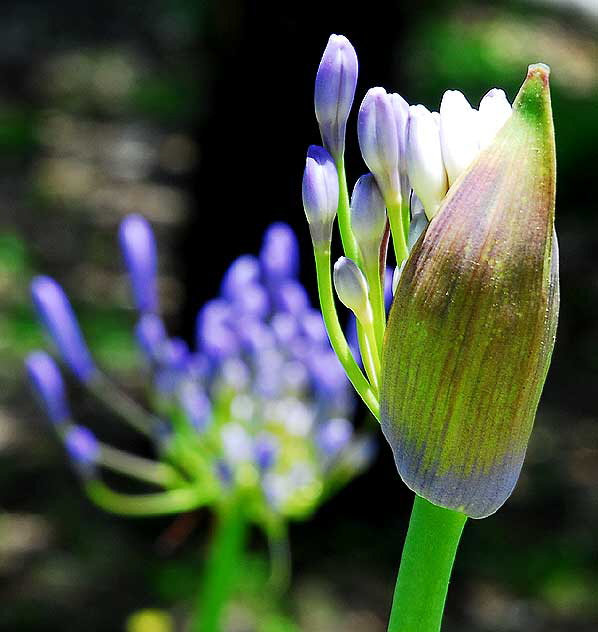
<box><xmin>302</xmin><ymin>145</ymin><xmax>339</xmax><ymax>246</ymax></box>
<box><xmin>254</xmin><ymin>434</ymin><xmax>279</xmax><ymax>471</ymax></box>
<box><xmin>196</xmin><ymin>299</ymin><xmax>238</xmax><ymax>359</ymax></box>
<box><xmin>178</xmin><ymin>380</ymin><xmax>211</xmax><ymax>431</ymax></box>
<box><xmin>25</xmin><ymin>351</ymin><xmax>70</xmax><ymax>424</ymax></box>
<box><xmin>220</xmin><ymin>255</ymin><xmax>261</xmax><ymax>300</ymax></box>
<box><xmin>314</xmin><ymin>34</ymin><xmax>358</xmax><ymax>161</ymax></box>
<box><xmin>31</xmin><ymin>276</ymin><xmax>95</xmax><ymax>382</ymax></box>
<box><xmin>65</xmin><ymin>425</ymin><xmax>100</xmax><ymax>473</ymax></box>
<box><xmin>273</xmin><ymin>280</ymin><xmax>310</xmax><ymax>315</ymax></box>
<box><xmin>316</xmin><ymin>417</ymin><xmax>353</xmax><ymax>458</ymax></box>
<box><xmin>357</xmin><ymin>88</ymin><xmax>400</xmax><ymax>206</ymax></box>
<box><xmin>231</xmin><ymin>283</ymin><xmax>270</xmax><ymax>319</ymax></box>
<box><xmin>118</xmin><ymin>214</ymin><xmax>158</xmax><ymax>313</ymax></box>
<box><xmin>260</xmin><ymin>222</ymin><xmax>299</xmax><ymax>280</ymax></box>
<box><xmin>135</xmin><ymin>313</ymin><xmax>167</xmax><ymax>361</ymax></box>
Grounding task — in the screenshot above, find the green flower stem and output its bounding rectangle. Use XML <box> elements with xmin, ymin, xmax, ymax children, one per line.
<box><xmin>387</xmin><ymin>200</ymin><xmax>409</xmax><ymax>267</ymax></box>
<box><xmin>358</xmin><ymin>320</ymin><xmax>381</xmax><ymax>391</ymax></box>
<box><xmin>313</xmin><ymin>247</ymin><xmax>380</xmax><ymax>419</ymax></box>
<box><xmin>336</xmin><ymin>157</ymin><xmax>359</xmax><ymax>261</ymax></box>
<box><xmin>193</xmin><ymin>503</ymin><xmax>247</xmax><ymax>632</ymax></box>
<box><xmin>363</xmin><ymin>255</ymin><xmax>386</xmax><ymax>357</ymax></box>
<box><xmin>387</xmin><ymin>495</ymin><xmax>467</xmax><ymax>632</ymax></box>
<box><xmin>266</xmin><ymin>520</ymin><xmax>291</xmax><ymax>596</ymax></box>
<box><xmin>98</xmin><ymin>442</ymin><xmax>185</xmax><ymax>488</ymax></box>
<box><xmin>87</xmin><ymin>372</ymin><xmax>155</xmax><ymax>438</ymax></box>
<box><xmin>85</xmin><ymin>480</ymin><xmax>208</xmax><ymax>516</ymax></box>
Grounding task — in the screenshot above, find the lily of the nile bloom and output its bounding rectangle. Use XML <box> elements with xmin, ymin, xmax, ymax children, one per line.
<box><xmin>305</xmin><ymin>34</ymin><xmax>557</xmax><ymax>632</ymax></box>
<box><xmin>27</xmin><ymin>216</ymin><xmax>371</xmax><ymax>629</ymax></box>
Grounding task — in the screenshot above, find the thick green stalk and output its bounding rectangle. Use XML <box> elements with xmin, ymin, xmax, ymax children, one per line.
<box><xmin>387</xmin><ymin>495</ymin><xmax>467</xmax><ymax>632</ymax></box>
<box><xmin>193</xmin><ymin>504</ymin><xmax>247</xmax><ymax>632</ymax></box>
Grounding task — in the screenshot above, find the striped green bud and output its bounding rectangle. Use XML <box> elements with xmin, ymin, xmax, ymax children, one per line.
<box><xmin>380</xmin><ymin>64</ymin><xmax>558</xmax><ymax>519</ymax></box>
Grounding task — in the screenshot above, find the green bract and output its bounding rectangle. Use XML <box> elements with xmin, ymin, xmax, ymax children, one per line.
<box><xmin>380</xmin><ymin>64</ymin><xmax>559</xmax><ymax>519</ymax></box>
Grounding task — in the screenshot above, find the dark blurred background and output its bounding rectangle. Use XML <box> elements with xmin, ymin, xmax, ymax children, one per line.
<box><xmin>1</xmin><ymin>1</ymin><xmax>597</xmax><ymax>630</ymax></box>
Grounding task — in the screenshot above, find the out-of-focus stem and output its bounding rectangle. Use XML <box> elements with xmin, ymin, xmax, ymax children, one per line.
<box><xmin>85</xmin><ymin>480</ymin><xmax>207</xmax><ymax>516</ymax></box>
<box><xmin>193</xmin><ymin>503</ymin><xmax>247</xmax><ymax>632</ymax></box>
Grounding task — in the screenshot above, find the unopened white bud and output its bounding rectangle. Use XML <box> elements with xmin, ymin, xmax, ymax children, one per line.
<box><xmin>478</xmin><ymin>88</ymin><xmax>512</xmax><ymax>150</ymax></box>
<box><xmin>333</xmin><ymin>257</ymin><xmax>372</xmax><ymax>323</ymax></box>
<box><xmin>350</xmin><ymin>174</ymin><xmax>387</xmax><ymax>263</ymax></box>
<box><xmin>439</xmin><ymin>90</ymin><xmax>480</xmax><ymax>186</ymax></box>
<box><xmin>406</xmin><ymin>105</ymin><xmax>448</xmax><ymax>220</ymax></box>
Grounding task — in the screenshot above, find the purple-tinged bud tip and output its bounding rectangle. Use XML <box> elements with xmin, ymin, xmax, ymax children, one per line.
<box><xmin>25</xmin><ymin>351</ymin><xmax>70</xmax><ymax>424</ymax></box>
<box><xmin>31</xmin><ymin>276</ymin><xmax>95</xmax><ymax>382</ymax></box>
<box><xmin>357</xmin><ymin>87</ymin><xmax>401</xmax><ymax>206</ymax></box>
<box><xmin>316</xmin><ymin>417</ymin><xmax>353</xmax><ymax>458</ymax></box>
<box><xmin>65</xmin><ymin>425</ymin><xmax>100</xmax><ymax>474</ymax></box>
<box><xmin>135</xmin><ymin>313</ymin><xmax>167</xmax><ymax>361</ymax></box>
<box><xmin>260</xmin><ymin>222</ymin><xmax>299</xmax><ymax>280</ymax></box>
<box><xmin>118</xmin><ymin>214</ymin><xmax>159</xmax><ymax>313</ymax></box>
<box><xmin>333</xmin><ymin>257</ymin><xmax>371</xmax><ymax>323</ymax></box>
<box><xmin>350</xmin><ymin>173</ymin><xmax>387</xmax><ymax>257</ymax></box>
<box><xmin>302</xmin><ymin>145</ymin><xmax>339</xmax><ymax>246</ymax></box>
<box><xmin>314</xmin><ymin>34</ymin><xmax>358</xmax><ymax>161</ymax></box>
<box><xmin>220</xmin><ymin>255</ymin><xmax>261</xmax><ymax>300</ymax></box>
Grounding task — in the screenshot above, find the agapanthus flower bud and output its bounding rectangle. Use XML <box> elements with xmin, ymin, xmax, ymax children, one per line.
<box><xmin>135</xmin><ymin>313</ymin><xmax>167</xmax><ymax>361</ymax></box>
<box><xmin>333</xmin><ymin>257</ymin><xmax>371</xmax><ymax>324</ymax></box>
<box><xmin>260</xmin><ymin>222</ymin><xmax>299</xmax><ymax>280</ymax></box>
<box><xmin>316</xmin><ymin>417</ymin><xmax>353</xmax><ymax>458</ymax></box>
<box><xmin>196</xmin><ymin>299</ymin><xmax>238</xmax><ymax>359</ymax></box>
<box><xmin>350</xmin><ymin>174</ymin><xmax>387</xmax><ymax>261</ymax></box>
<box><xmin>220</xmin><ymin>255</ymin><xmax>260</xmax><ymax>300</ymax></box>
<box><xmin>302</xmin><ymin>145</ymin><xmax>339</xmax><ymax>246</ymax></box>
<box><xmin>439</xmin><ymin>90</ymin><xmax>480</xmax><ymax>186</ymax></box>
<box><xmin>478</xmin><ymin>88</ymin><xmax>512</xmax><ymax>150</ymax></box>
<box><xmin>406</xmin><ymin>105</ymin><xmax>448</xmax><ymax>220</ymax></box>
<box><xmin>254</xmin><ymin>434</ymin><xmax>279</xmax><ymax>471</ymax></box>
<box><xmin>31</xmin><ymin>276</ymin><xmax>95</xmax><ymax>382</ymax></box>
<box><xmin>358</xmin><ymin>87</ymin><xmax>400</xmax><ymax>206</ymax></box>
<box><xmin>119</xmin><ymin>214</ymin><xmax>159</xmax><ymax>313</ymax></box>
<box><xmin>314</xmin><ymin>34</ymin><xmax>358</xmax><ymax>161</ymax></box>
<box><xmin>65</xmin><ymin>425</ymin><xmax>100</xmax><ymax>474</ymax></box>
<box><xmin>381</xmin><ymin>64</ymin><xmax>558</xmax><ymax>519</ymax></box>
<box><xmin>390</xmin><ymin>91</ymin><xmax>410</xmax><ymax>197</ymax></box>
<box><xmin>26</xmin><ymin>351</ymin><xmax>70</xmax><ymax>424</ymax></box>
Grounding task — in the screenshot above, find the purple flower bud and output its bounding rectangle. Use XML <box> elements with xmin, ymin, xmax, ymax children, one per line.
<box><xmin>301</xmin><ymin>308</ymin><xmax>327</xmax><ymax>344</ymax></box>
<box><xmin>196</xmin><ymin>299</ymin><xmax>238</xmax><ymax>359</ymax></box>
<box><xmin>231</xmin><ymin>282</ymin><xmax>269</xmax><ymax>319</ymax></box>
<box><xmin>215</xmin><ymin>460</ymin><xmax>233</xmax><ymax>485</ymax></box>
<box><xmin>236</xmin><ymin>317</ymin><xmax>275</xmax><ymax>355</ymax></box>
<box><xmin>220</xmin><ymin>255</ymin><xmax>261</xmax><ymax>300</ymax></box>
<box><xmin>357</xmin><ymin>88</ymin><xmax>400</xmax><ymax>206</ymax></box>
<box><xmin>160</xmin><ymin>337</ymin><xmax>189</xmax><ymax>370</ymax></box>
<box><xmin>316</xmin><ymin>417</ymin><xmax>353</xmax><ymax>457</ymax></box>
<box><xmin>274</xmin><ymin>280</ymin><xmax>310</xmax><ymax>316</ymax></box>
<box><xmin>271</xmin><ymin>312</ymin><xmax>299</xmax><ymax>345</ymax></box>
<box><xmin>135</xmin><ymin>313</ymin><xmax>167</xmax><ymax>361</ymax></box>
<box><xmin>350</xmin><ymin>173</ymin><xmax>387</xmax><ymax>258</ymax></box>
<box><xmin>65</xmin><ymin>425</ymin><xmax>99</xmax><ymax>474</ymax></box>
<box><xmin>314</xmin><ymin>34</ymin><xmax>358</xmax><ymax>161</ymax></box>
<box><xmin>25</xmin><ymin>351</ymin><xmax>70</xmax><ymax>424</ymax></box>
<box><xmin>31</xmin><ymin>276</ymin><xmax>95</xmax><ymax>382</ymax></box>
<box><xmin>118</xmin><ymin>214</ymin><xmax>158</xmax><ymax>313</ymax></box>
<box><xmin>260</xmin><ymin>222</ymin><xmax>299</xmax><ymax>280</ymax></box>
<box><xmin>302</xmin><ymin>145</ymin><xmax>339</xmax><ymax>246</ymax></box>
<box><xmin>254</xmin><ymin>434</ymin><xmax>279</xmax><ymax>471</ymax></box>
<box><xmin>178</xmin><ymin>380</ymin><xmax>211</xmax><ymax>431</ymax></box>
<box><xmin>384</xmin><ymin>266</ymin><xmax>394</xmax><ymax>312</ymax></box>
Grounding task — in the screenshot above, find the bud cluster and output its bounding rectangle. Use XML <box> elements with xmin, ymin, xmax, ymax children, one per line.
<box><xmin>27</xmin><ymin>217</ymin><xmax>372</xmax><ymax>528</ymax></box>
<box><xmin>304</xmin><ymin>36</ymin><xmax>558</xmax><ymax>519</ymax></box>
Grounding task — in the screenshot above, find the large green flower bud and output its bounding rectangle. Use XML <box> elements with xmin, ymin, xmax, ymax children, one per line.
<box><xmin>380</xmin><ymin>64</ymin><xmax>558</xmax><ymax>519</ymax></box>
